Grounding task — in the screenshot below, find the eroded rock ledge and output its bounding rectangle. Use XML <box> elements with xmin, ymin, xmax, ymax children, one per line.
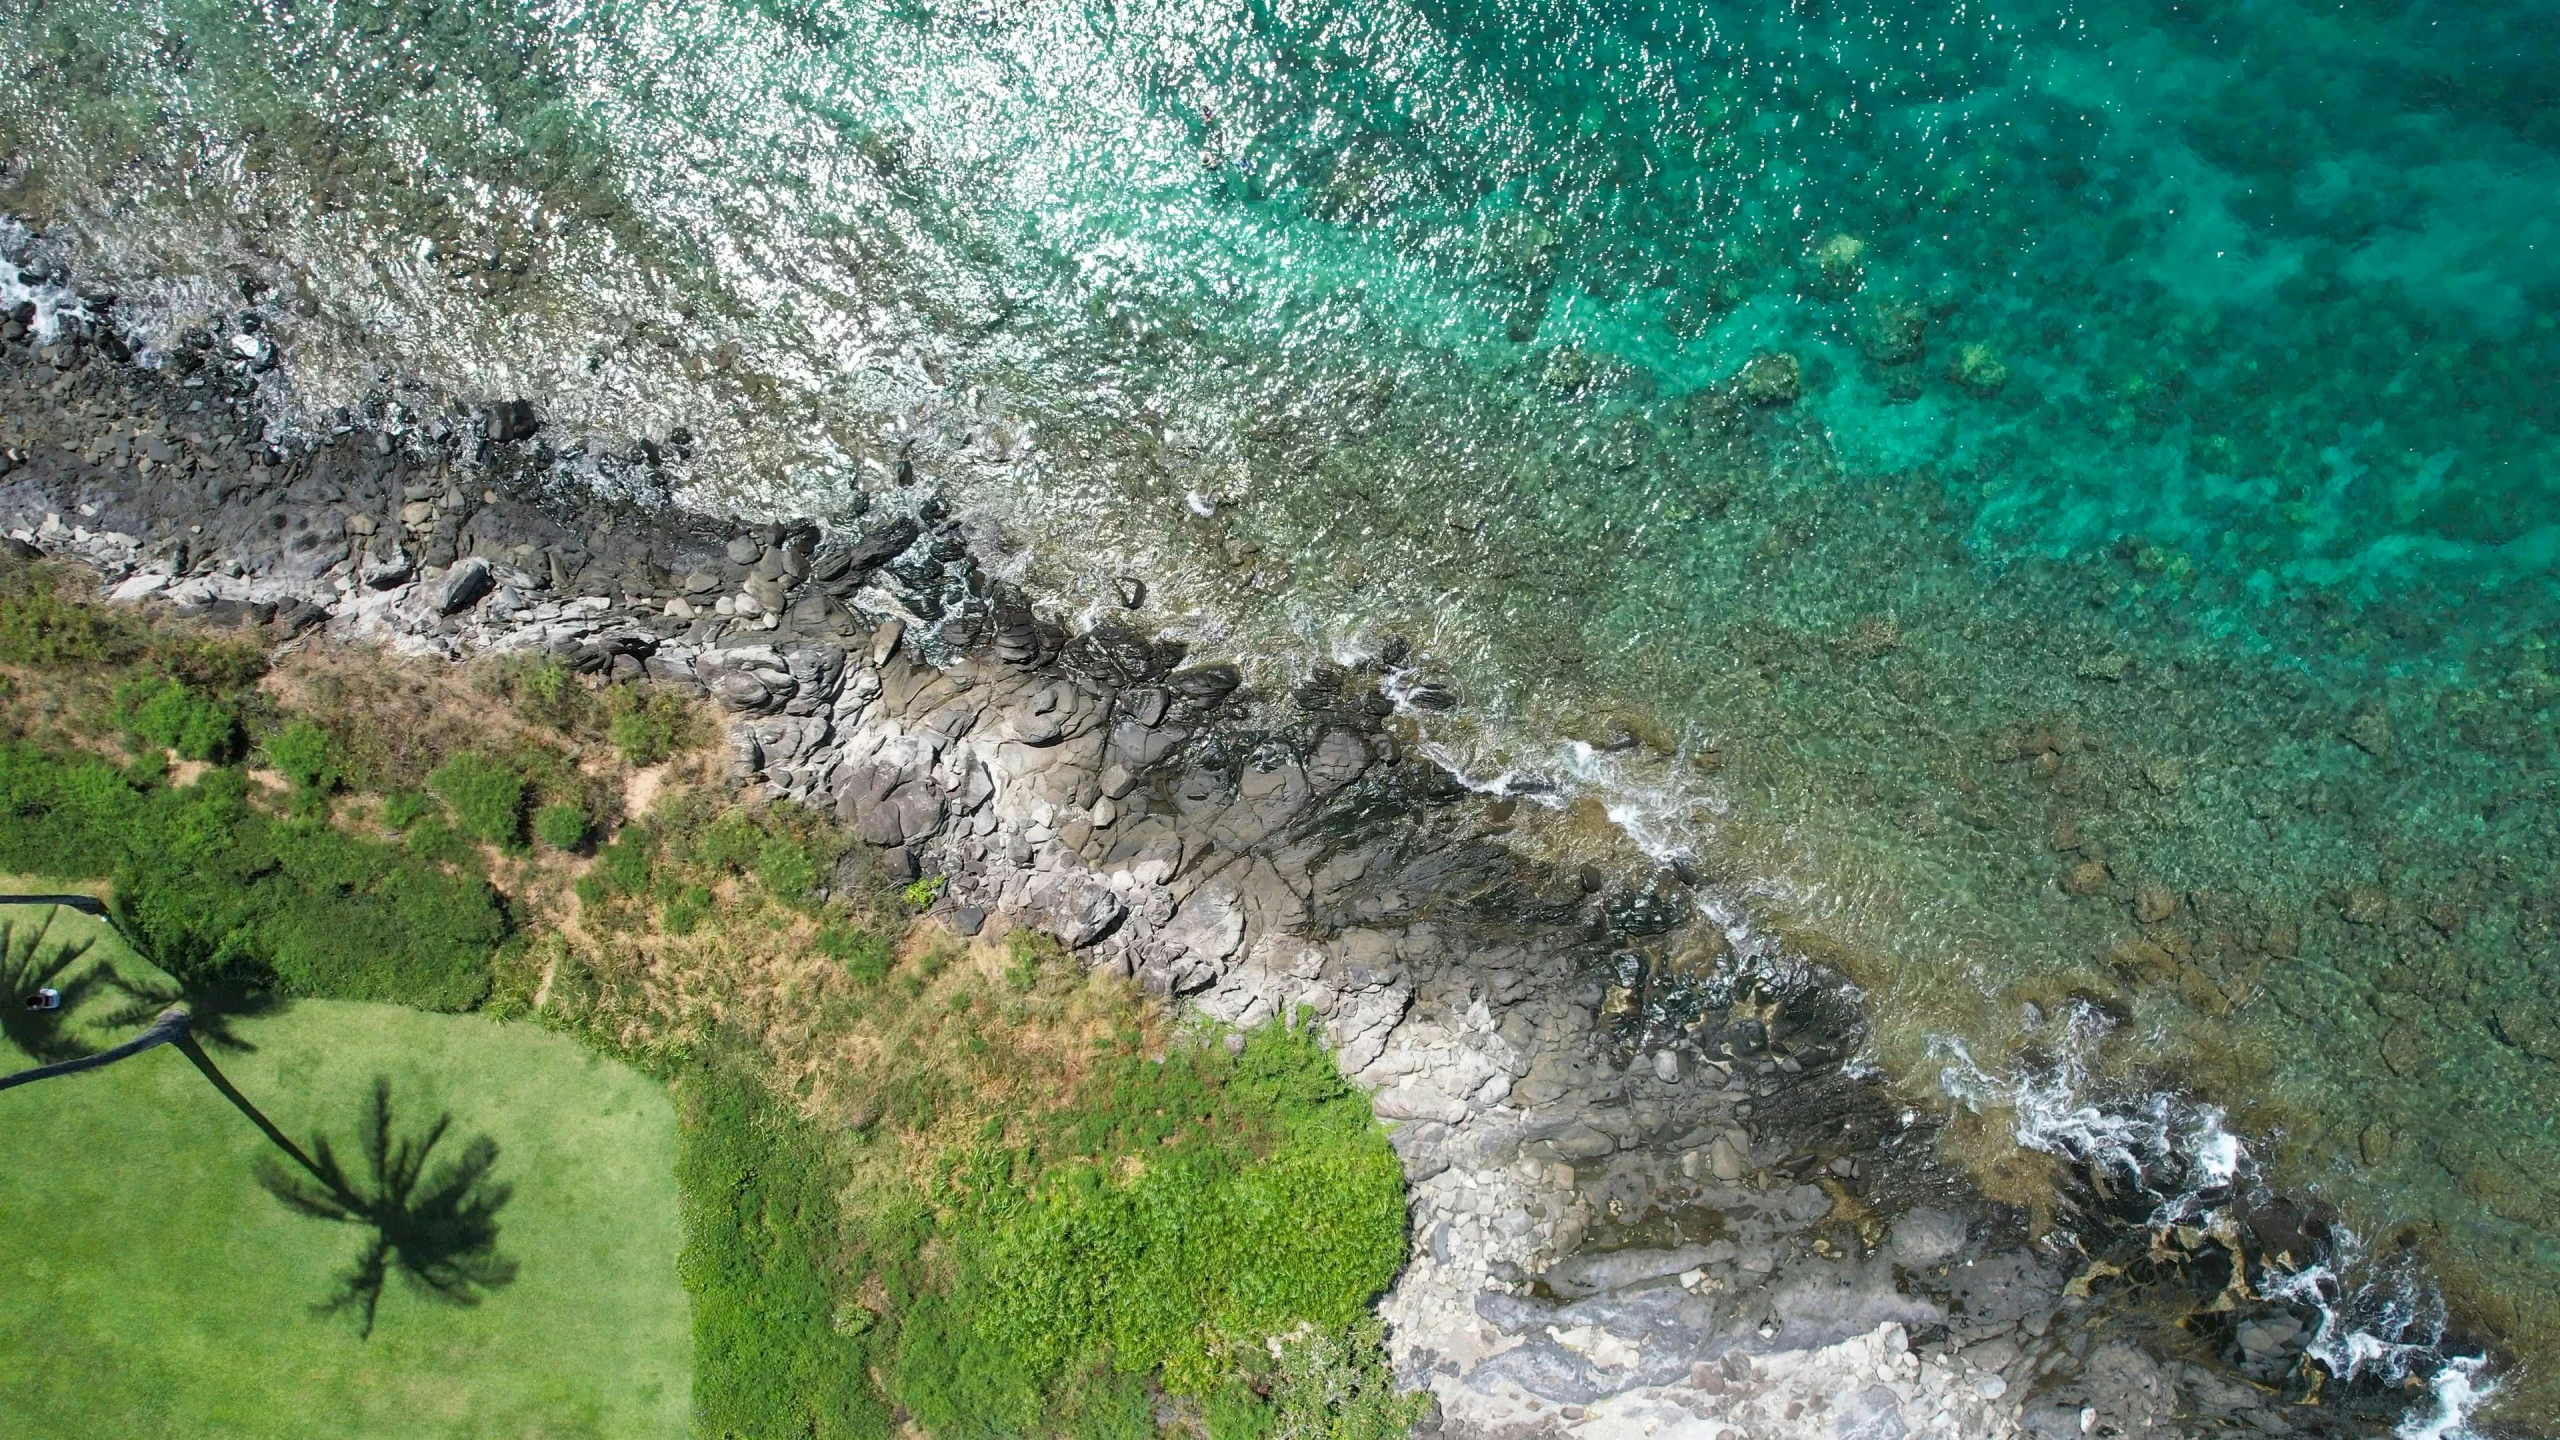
<box><xmin>0</xmin><ymin>297</ymin><xmax>2381</xmax><ymax>1440</ymax></box>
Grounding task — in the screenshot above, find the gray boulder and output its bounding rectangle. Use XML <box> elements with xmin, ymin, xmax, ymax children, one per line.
<box><xmin>1888</xmin><ymin>1207</ymin><xmax>1971</xmax><ymax>1268</ymax></box>
<box><xmin>695</xmin><ymin>645</ymin><xmax>798</xmax><ymax>714</ymax></box>
<box><xmin>432</xmin><ymin>557</ymin><xmax>493</xmax><ymax>614</ymax></box>
<box><xmin>1542</xmin><ymin>1244</ymin><xmax>1730</xmax><ymax>1300</ymax></box>
<box><xmin>778</xmin><ymin>642</ymin><xmax>848</xmax><ymax>715</ymax></box>
<box><xmin>1034</xmin><ymin>872</ymin><xmax>1126</xmax><ymax>948</ymax></box>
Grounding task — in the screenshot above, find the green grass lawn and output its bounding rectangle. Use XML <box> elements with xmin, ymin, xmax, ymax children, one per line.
<box><xmin>0</xmin><ymin>973</ymin><xmax>691</xmax><ymax>1439</ymax></box>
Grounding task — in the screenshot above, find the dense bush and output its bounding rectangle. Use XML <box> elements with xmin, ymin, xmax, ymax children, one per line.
<box><xmin>677</xmin><ymin>1061</ymin><xmax>889</xmax><ymax>1440</ymax></box>
<box><xmin>1260</xmin><ymin>1320</ymin><xmax>1431</xmax><ymax>1440</ymax></box>
<box><xmin>863</xmin><ymin>1019</ymin><xmax>1410</xmax><ymax>1435</ymax></box>
<box><xmin>261</xmin><ymin>718</ymin><xmax>338</xmax><ymax>792</ymax></box>
<box><xmin>485</xmin><ymin>763</ymin><xmax>1417</xmax><ymax>1440</ymax></box>
<box><xmin>617</xmin><ymin>930</ymin><xmax>1411</xmax><ymax>1440</ymax></box>
<box><xmin>650</xmin><ymin>796</ymin><xmax>839</xmax><ymax>911</ymax></box>
<box><xmin>607</xmin><ymin>686</ymin><xmax>696</xmax><ymax>767</ymax></box>
<box><xmin>0</xmin><ymin>564</ymin><xmax>145</xmax><ymax>666</ymax></box>
<box><xmin>428</xmin><ymin>752</ymin><xmax>527</xmax><ymax>850</ymax></box>
<box><xmin>380</xmin><ymin>790</ymin><xmax>434</xmax><ymax>829</ymax></box>
<box><xmin>661</xmin><ymin>1027</ymin><xmax>1416</xmax><ymax>1440</ymax></box>
<box><xmin>114</xmin><ymin>675</ymin><xmax>241</xmax><ymax>762</ymax></box>
<box><xmin>0</xmin><ymin>740</ymin><xmax>503</xmax><ymax>1008</ymax></box>
<box><xmin>754</xmin><ymin>832</ymin><xmax>824</xmax><ymax>903</ymax></box>
<box><xmin>819</xmin><ymin>923</ymin><xmax>895</xmax><ymax>986</ymax></box>
<box><xmin>597</xmin><ymin>825</ymin><xmax>655</xmax><ymax>893</ymax></box>
<box><xmin>476</xmin><ymin>655</ymin><xmax>699</xmax><ymax>770</ymax></box>
<box><xmin>534</xmin><ymin>802</ymin><xmax>590</xmax><ymax>852</ymax></box>
<box><xmin>498</xmin><ymin>655</ymin><xmax>590</xmax><ymax>733</ymax></box>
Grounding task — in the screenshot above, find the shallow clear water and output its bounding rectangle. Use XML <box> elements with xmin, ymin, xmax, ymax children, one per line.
<box><xmin>5</xmin><ymin>0</ymin><xmax>2556</xmax><ymax>1419</ymax></box>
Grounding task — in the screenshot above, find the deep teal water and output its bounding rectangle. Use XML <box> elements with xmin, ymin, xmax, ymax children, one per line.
<box><xmin>4</xmin><ymin>0</ymin><xmax>2556</xmax><ymax>1422</ymax></box>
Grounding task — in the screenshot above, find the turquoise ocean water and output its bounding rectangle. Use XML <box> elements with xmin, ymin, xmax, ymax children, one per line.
<box><xmin>4</xmin><ymin>0</ymin><xmax>2555</xmax><ymax>1424</ymax></box>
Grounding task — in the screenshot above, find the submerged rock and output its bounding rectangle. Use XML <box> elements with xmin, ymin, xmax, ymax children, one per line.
<box><xmin>1733</xmin><ymin>351</ymin><xmax>1802</xmax><ymax>407</ymax></box>
<box><xmin>1955</xmin><ymin>341</ymin><xmax>2010</xmax><ymax>395</ymax></box>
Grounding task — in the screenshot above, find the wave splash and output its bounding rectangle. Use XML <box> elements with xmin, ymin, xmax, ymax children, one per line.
<box><xmin>1935</xmin><ymin>1002</ymin><xmax>2496</xmax><ymax>1440</ymax></box>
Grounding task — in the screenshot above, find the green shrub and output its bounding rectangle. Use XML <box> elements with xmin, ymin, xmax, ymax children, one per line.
<box><xmin>528</xmin><ymin>781</ymin><xmax>1418</xmax><ymax>1440</ymax></box>
<box><xmin>900</xmin><ymin>874</ymin><xmax>947</xmax><ymax>910</ymax></box>
<box><xmin>1002</xmin><ymin>930</ymin><xmax>1061</xmax><ymax>993</ymax></box>
<box><xmin>819</xmin><ymin>923</ymin><xmax>895</xmax><ymax>987</ymax></box>
<box><xmin>115</xmin><ymin>676</ymin><xmax>239</xmax><ymax>762</ymax></box>
<box><xmin>865</xmin><ymin>1019</ymin><xmax>1411</xmax><ymax>1434</ymax></box>
<box><xmin>1054</xmin><ymin>1365</ymin><xmax>1156</xmax><ymax>1440</ymax></box>
<box><xmin>677</xmin><ymin>1061</ymin><xmax>888</xmax><ymax>1440</ymax></box>
<box><xmin>148</xmin><ymin>632</ymin><xmax>268</xmax><ymax>695</ymax></box>
<box><xmin>893</xmin><ymin>1295</ymin><xmax>1042</xmax><ymax>1440</ymax></box>
<box><xmin>490</xmin><ymin>654</ymin><xmax>593</xmax><ymax>734</ymax></box>
<box><xmin>1263</xmin><ymin>1320</ymin><xmax>1431</xmax><ymax>1440</ymax></box>
<box><xmin>606</xmin><ymin>686</ymin><xmax>695</xmax><ymax>766</ymax></box>
<box><xmin>380</xmin><ymin>791</ymin><xmax>433</xmax><ymax>829</ymax></box>
<box><xmin>428</xmin><ymin>752</ymin><xmax>526</xmax><ymax>850</ymax></box>
<box><xmin>1207</xmin><ymin>1383</ymin><xmax>1278</xmax><ymax>1440</ymax></box>
<box><xmin>535</xmin><ymin>802</ymin><xmax>590</xmax><ymax>853</ymax></box>
<box><xmin>694</xmin><ymin>809</ymin><xmax>763</xmax><ymax>875</ymax></box>
<box><xmin>0</xmin><ymin>566</ymin><xmax>144</xmax><ymax>666</ymax></box>
<box><xmin>756</xmin><ymin>833</ymin><xmax>824</xmax><ymax>904</ymax></box>
<box><xmin>404</xmin><ymin>814</ymin><xmax>480</xmax><ymax>869</ymax></box>
<box><xmin>0</xmin><ymin>738</ymin><xmax>502</xmax><ymax>1008</ymax></box>
<box><xmin>661</xmin><ymin>885</ymin><xmax>713</xmax><ymax>936</ymax></box>
<box><xmin>599</xmin><ymin>826</ymin><xmax>656</xmax><ymax>895</ymax></box>
<box><xmin>262</xmin><ymin>718</ymin><xmax>337</xmax><ymax>791</ymax></box>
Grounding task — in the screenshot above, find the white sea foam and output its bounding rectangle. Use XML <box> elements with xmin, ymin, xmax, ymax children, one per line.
<box><xmin>0</xmin><ymin>220</ymin><xmax>98</xmax><ymax>345</ymax></box>
<box><xmin>1933</xmin><ymin>1000</ymin><xmax>2495</xmax><ymax>1438</ymax></box>
<box><xmin>2396</xmin><ymin>1356</ymin><xmax>2497</xmax><ymax>1440</ymax></box>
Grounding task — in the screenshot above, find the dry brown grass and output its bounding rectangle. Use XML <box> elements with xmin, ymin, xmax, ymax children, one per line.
<box><xmin>264</xmin><ymin>644</ymin><xmax>563</xmax><ymax>793</ymax></box>
<box><xmin>500</xmin><ymin>793</ymin><xmax>1173</xmax><ymax>1193</ymax></box>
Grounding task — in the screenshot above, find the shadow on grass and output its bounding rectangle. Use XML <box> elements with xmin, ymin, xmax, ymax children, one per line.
<box><xmin>2</xmin><ymin>916</ymin><xmax>104</xmax><ymax>1064</ymax></box>
<box><xmin>256</xmin><ymin>1076</ymin><xmax>518</xmax><ymax>1338</ymax></box>
<box><xmin>104</xmin><ymin>971</ymin><xmax>282</xmax><ymax>1053</ymax></box>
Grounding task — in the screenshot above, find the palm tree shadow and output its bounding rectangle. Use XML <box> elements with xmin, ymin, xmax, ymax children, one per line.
<box><xmin>254</xmin><ymin>1077</ymin><xmax>517</xmax><ymax>1338</ymax></box>
<box><xmin>1</xmin><ymin>919</ymin><xmax>103</xmax><ymax>1064</ymax></box>
<box><xmin>103</xmin><ymin>970</ymin><xmax>281</xmax><ymax>1053</ymax></box>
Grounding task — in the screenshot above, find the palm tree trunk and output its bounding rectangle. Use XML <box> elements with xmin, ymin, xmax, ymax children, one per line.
<box><xmin>0</xmin><ymin>1003</ymin><xmax>331</xmax><ymax>1185</ymax></box>
<box><xmin>0</xmin><ymin>1003</ymin><xmax>192</xmax><ymax>1092</ymax></box>
<box><xmin>170</xmin><ymin>1032</ymin><xmax>329</xmax><ymax>1183</ymax></box>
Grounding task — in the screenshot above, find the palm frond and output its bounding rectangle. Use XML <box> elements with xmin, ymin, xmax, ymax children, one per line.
<box><xmin>252</xmin><ymin>1152</ymin><xmax>365</xmax><ymax>1224</ymax></box>
<box><xmin>313</xmin><ymin>1233</ymin><xmax>394</xmax><ymax>1339</ymax></box>
<box><xmin>260</xmin><ymin>1077</ymin><xmax>517</xmax><ymax>1337</ymax></box>
<box><xmin>2</xmin><ymin>927</ymin><xmax>107</xmax><ymax>1065</ymax></box>
<box><xmin>102</xmin><ymin>971</ymin><xmax>273</xmax><ymax>1052</ymax></box>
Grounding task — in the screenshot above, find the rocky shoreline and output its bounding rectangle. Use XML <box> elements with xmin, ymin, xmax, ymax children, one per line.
<box><xmin>0</xmin><ymin>280</ymin><xmax>2408</xmax><ymax>1440</ymax></box>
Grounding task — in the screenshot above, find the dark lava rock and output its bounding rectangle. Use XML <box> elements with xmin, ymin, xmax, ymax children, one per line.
<box><xmin>1168</xmin><ymin>663</ymin><xmax>1241</xmax><ymax>703</ymax></box>
<box><xmin>839</xmin><ymin>516</ymin><xmax>921</xmax><ymax>578</ymax></box>
<box><xmin>485</xmin><ymin>399</ymin><xmax>541</xmax><ymax>443</ymax></box>
<box><xmin>1601</xmin><ymin>888</ymin><xmax>1688</xmax><ymax>936</ymax></box>
<box><xmin>1123</xmin><ymin>686</ymin><xmax>1170</xmax><ymax>727</ymax></box>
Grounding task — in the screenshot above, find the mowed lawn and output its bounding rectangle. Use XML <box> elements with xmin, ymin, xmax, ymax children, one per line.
<box><xmin>0</xmin><ymin>925</ymin><xmax>691</xmax><ymax>1440</ymax></box>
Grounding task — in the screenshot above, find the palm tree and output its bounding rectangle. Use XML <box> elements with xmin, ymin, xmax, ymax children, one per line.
<box><xmin>254</xmin><ymin>1077</ymin><xmax>517</xmax><ymax>1338</ymax></box>
<box><xmin>0</xmin><ymin>900</ymin><xmax>519</xmax><ymax>1338</ymax></box>
<box><xmin>102</xmin><ymin>969</ymin><xmax>281</xmax><ymax>1053</ymax></box>
<box><xmin>1</xmin><ymin>915</ymin><xmax>104</xmax><ymax>1065</ymax></box>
